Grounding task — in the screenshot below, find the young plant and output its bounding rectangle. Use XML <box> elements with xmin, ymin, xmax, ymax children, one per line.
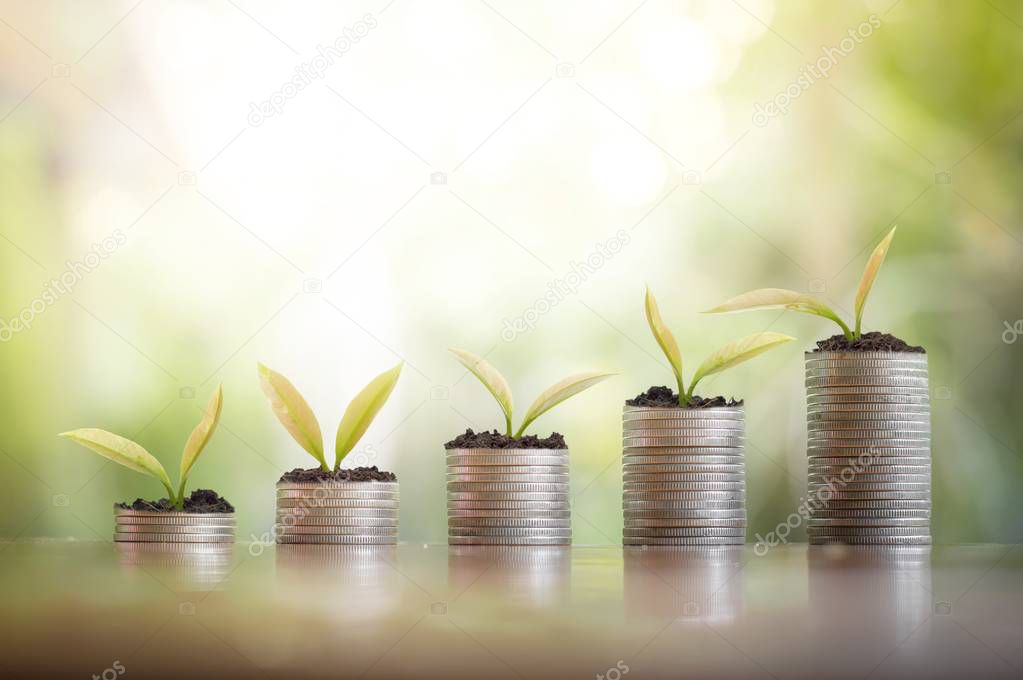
<box><xmin>704</xmin><ymin>226</ymin><xmax>898</xmax><ymax>340</ymax></box>
<box><xmin>58</xmin><ymin>386</ymin><xmax>224</xmax><ymax>511</ymax></box>
<box><xmin>644</xmin><ymin>288</ymin><xmax>793</xmax><ymax>407</ymax></box>
<box><xmin>449</xmin><ymin>348</ymin><xmax>613</xmax><ymax>438</ymax></box>
<box><xmin>257</xmin><ymin>362</ymin><xmax>403</xmax><ymax>471</ymax></box>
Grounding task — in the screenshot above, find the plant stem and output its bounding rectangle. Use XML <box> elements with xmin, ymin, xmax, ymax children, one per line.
<box><xmin>505</xmin><ymin>414</ymin><xmax>514</xmax><ymax>438</ymax></box>
<box><xmin>835</xmin><ymin>317</ymin><xmax>855</xmax><ymax>342</ymax></box>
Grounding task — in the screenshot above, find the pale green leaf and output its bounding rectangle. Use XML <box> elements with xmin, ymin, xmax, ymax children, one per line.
<box><xmin>179</xmin><ymin>385</ymin><xmax>223</xmax><ymax>494</ymax></box>
<box><xmin>704</xmin><ymin>288</ymin><xmax>852</xmax><ymax>338</ymax></box>
<box><xmin>257</xmin><ymin>363</ymin><xmax>327</xmax><ymax>469</ymax></box>
<box><xmin>59</xmin><ymin>428</ymin><xmax>175</xmax><ymax>498</ymax></box>
<box><xmin>689</xmin><ymin>332</ymin><xmax>794</xmax><ymax>393</ymax></box>
<box><xmin>335</xmin><ymin>362</ymin><xmax>403</xmax><ymax>467</ymax></box>
<box><xmin>645</xmin><ymin>287</ymin><xmax>684</xmax><ymax>396</ymax></box>
<box><xmin>449</xmin><ymin>348</ymin><xmax>515</xmax><ymax>435</ymax></box>
<box><xmin>855</xmin><ymin>226</ymin><xmax>897</xmax><ymax>335</ymax></box>
<box><xmin>516</xmin><ymin>371</ymin><xmax>614</xmax><ymax>437</ymax></box>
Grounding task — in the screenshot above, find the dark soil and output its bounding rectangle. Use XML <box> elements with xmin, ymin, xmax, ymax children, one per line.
<box><xmin>117</xmin><ymin>489</ymin><xmax>234</xmax><ymax>513</ymax></box>
<box><xmin>279</xmin><ymin>466</ymin><xmax>397</xmax><ymax>483</ymax></box>
<box><xmin>626</xmin><ymin>386</ymin><xmax>743</xmax><ymax>409</ymax></box>
<box><xmin>814</xmin><ymin>331</ymin><xmax>925</xmax><ymax>353</ymax></box>
<box><xmin>444</xmin><ymin>429</ymin><xmax>567</xmax><ymax>450</ymax></box>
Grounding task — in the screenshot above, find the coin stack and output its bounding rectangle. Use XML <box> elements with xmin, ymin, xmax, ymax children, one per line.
<box><xmin>275</xmin><ymin>481</ymin><xmax>399</xmax><ymax>545</ymax></box>
<box><xmin>805</xmin><ymin>351</ymin><xmax>931</xmax><ymax>545</ymax></box>
<box><xmin>446</xmin><ymin>448</ymin><xmax>571</xmax><ymax>545</ymax></box>
<box><xmin>114</xmin><ymin>507</ymin><xmax>235</xmax><ymax>543</ymax></box>
<box><xmin>622</xmin><ymin>406</ymin><xmax>747</xmax><ymax>546</ymax></box>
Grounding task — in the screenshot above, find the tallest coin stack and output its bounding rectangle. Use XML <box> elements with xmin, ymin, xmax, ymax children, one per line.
<box><xmin>805</xmin><ymin>350</ymin><xmax>932</xmax><ymax>545</ymax></box>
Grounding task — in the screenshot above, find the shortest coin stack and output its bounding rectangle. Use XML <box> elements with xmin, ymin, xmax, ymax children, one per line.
<box><xmin>623</xmin><ymin>405</ymin><xmax>747</xmax><ymax>546</ymax></box>
<box><xmin>114</xmin><ymin>507</ymin><xmax>236</xmax><ymax>543</ymax></box>
<box><xmin>275</xmin><ymin>481</ymin><xmax>399</xmax><ymax>545</ymax></box>
<box><xmin>447</xmin><ymin>448</ymin><xmax>571</xmax><ymax>545</ymax></box>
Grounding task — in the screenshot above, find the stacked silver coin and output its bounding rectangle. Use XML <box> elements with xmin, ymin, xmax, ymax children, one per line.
<box><xmin>275</xmin><ymin>481</ymin><xmax>399</xmax><ymax>545</ymax></box>
<box><xmin>114</xmin><ymin>507</ymin><xmax>235</xmax><ymax>543</ymax></box>
<box><xmin>446</xmin><ymin>448</ymin><xmax>571</xmax><ymax>545</ymax></box>
<box><xmin>622</xmin><ymin>406</ymin><xmax>747</xmax><ymax>546</ymax></box>
<box><xmin>806</xmin><ymin>351</ymin><xmax>932</xmax><ymax>545</ymax></box>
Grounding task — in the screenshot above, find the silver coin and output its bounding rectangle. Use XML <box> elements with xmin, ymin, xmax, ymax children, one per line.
<box><xmin>808</xmin><ymin>457</ymin><xmax>931</xmax><ymax>467</ymax></box>
<box><xmin>624</xmin><ymin>473</ymin><xmax>745</xmax><ymax>484</ymax></box>
<box><xmin>623</xmin><ymin>527</ymin><xmax>746</xmax><ymax>537</ymax></box>
<box><xmin>446</xmin><ymin>474</ymin><xmax>570</xmax><ymax>485</ymax></box>
<box><xmin>623</xmin><ymin>536</ymin><xmax>744</xmax><ymax>546</ymax></box>
<box><xmin>446</xmin><ymin>465</ymin><xmax>569</xmax><ymax>475</ymax></box>
<box><xmin>808</xmin><ymin>473</ymin><xmax>930</xmax><ymax>483</ymax></box>
<box><xmin>276</xmin><ymin>490</ymin><xmax>399</xmax><ymax>500</ymax></box>
<box><xmin>276</xmin><ymin>498</ymin><xmax>399</xmax><ymax>509</ymax></box>
<box><xmin>814</xmin><ymin>491</ymin><xmax>931</xmax><ymax>500</ymax></box>
<box><xmin>447</xmin><ymin>492</ymin><xmax>570</xmax><ymax>502</ymax></box>
<box><xmin>807</xmin><ymin>409</ymin><xmax>930</xmax><ymax>421</ymax></box>
<box><xmin>806</xmin><ymin>350</ymin><xmax>928</xmax><ymax>360</ymax></box>
<box><xmin>114</xmin><ymin>533</ymin><xmax>234</xmax><ymax>543</ymax></box>
<box><xmin>277</xmin><ymin>517</ymin><xmax>398</xmax><ymax>527</ymax></box>
<box><xmin>115</xmin><ymin>524</ymin><xmax>234</xmax><ymax>535</ymax></box>
<box><xmin>807</xmin><ymin>518</ymin><xmax>930</xmax><ymax>527</ymax></box>
<box><xmin>623</xmin><ymin>419</ymin><xmax>745</xmax><ymax>432</ymax></box>
<box><xmin>805</xmin><ymin>358</ymin><xmax>929</xmax><ymax>369</ymax></box>
<box><xmin>809</xmin><ymin>479</ymin><xmax>930</xmax><ymax>489</ymax></box>
<box><xmin>448</xmin><ymin>527</ymin><xmax>572</xmax><ymax>537</ymax></box>
<box><xmin>812</xmin><ymin>499</ymin><xmax>931</xmax><ymax>510</ymax></box>
<box><xmin>809</xmin><ymin>509</ymin><xmax>930</xmax><ymax>519</ymax></box>
<box><xmin>807</xmin><ymin>396</ymin><xmax>931</xmax><ymax>409</ymax></box>
<box><xmin>809</xmin><ymin>536</ymin><xmax>931</xmax><ymax>545</ymax></box>
<box><xmin>447</xmin><ymin>500</ymin><xmax>568</xmax><ymax>510</ymax></box>
<box><xmin>625</xmin><ymin>482</ymin><xmax>745</xmax><ymax>491</ymax></box>
<box><xmin>808</xmin><ymin>440</ymin><xmax>931</xmax><ymax>451</ymax></box>
<box><xmin>276</xmin><ymin>525</ymin><xmax>398</xmax><ymax>535</ymax></box>
<box><xmin>115</xmin><ymin>516</ymin><xmax>237</xmax><ymax>526</ymax></box>
<box><xmin>446</xmin><ymin>482</ymin><xmax>569</xmax><ymax>493</ymax></box>
<box><xmin>276</xmin><ymin>481</ymin><xmax>398</xmax><ymax>490</ymax></box>
<box><xmin>623</xmin><ymin>406</ymin><xmax>744</xmax><ymax>419</ymax></box>
<box><xmin>277</xmin><ymin>535</ymin><xmax>396</xmax><ymax>545</ymax></box>
<box><xmin>623</xmin><ymin>456</ymin><xmax>745</xmax><ymax>467</ymax></box>
<box><xmin>276</xmin><ymin>508</ymin><xmax>399</xmax><ymax>519</ymax></box>
<box><xmin>805</xmin><ymin>367</ymin><xmax>929</xmax><ymax>378</ymax></box>
<box><xmin>622</xmin><ymin>447</ymin><xmax>744</xmax><ymax>457</ymax></box>
<box><xmin>448</xmin><ymin>509</ymin><xmax>571</xmax><ymax>519</ymax></box>
<box><xmin>624</xmin><ymin>500</ymin><xmax>745</xmax><ymax>510</ymax></box>
<box><xmin>449</xmin><ymin>518</ymin><xmax>571</xmax><ymax>528</ymax></box>
<box><xmin>624</xmin><ymin>491</ymin><xmax>745</xmax><ymax>501</ymax></box>
<box><xmin>446</xmin><ymin>448</ymin><xmax>568</xmax><ymax>456</ymax></box>
<box><xmin>807</xmin><ymin>446</ymin><xmax>930</xmax><ymax>457</ymax></box>
<box><xmin>807</xmin><ymin>387</ymin><xmax>930</xmax><ymax>398</ymax></box>
<box><xmin>448</xmin><ymin>536</ymin><xmax>569</xmax><ymax>545</ymax></box>
<box><xmin>623</xmin><ymin>464</ymin><xmax>745</xmax><ymax>474</ymax></box>
<box><xmin>625</xmin><ymin>518</ymin><xmax>747</xmax><ymax>529</ymax></box>
<box><xmin>445</xmin><ymin>455</ymin><xmax>569</xmax><ymax>467</ymax></box>
<box><xmin>807</xmin><ymin>526</ymin><xmax>931</xmax><ymax>536</ymax></box>
<box><xmin>808</xmin><ymin>419</ymin><xmax>930</xmax><ymax>431</ymax></box>
<box><xmin>808</xmin><ymin>428</ymin><xmax>931</xmax><ymax>439</ymax></box>
<box><xmin>624</xmin><ymin>436</ymin><xmax>744</xmax><ymax>448</ymax></box>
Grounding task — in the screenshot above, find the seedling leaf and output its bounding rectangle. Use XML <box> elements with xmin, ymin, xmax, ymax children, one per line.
<box><xmin>335</xmin><ymin>362</ymin><xmax>403</xmax><ymax>468</ymax></box>
<box><xmin>516</xmin><ymin>371</ymin><xmax>615</xmax><ymax>438</ymax></box>
<box><xmin>704</xmin><ymin>288</ymin><xmax>852</xmax><ymax>339</ymax></box>
<box><xmin>645</xmin><ymin>288</ymin><xmax>685</xmax><ymax>400</ymax></box>
<box><xmin>59</xmin><ymin>428</ymin><xmax>175</xmax><ymax>500</ymax></box>
<box><xmin>855</xmin><ymin>226</ymin><xmax>896</xmax><ymax>336</ymax></box>
<box><xmin>258</xmin><ymin>363</ymin><xmax>327</xmax><ymax>470</ymax></box>
<box><xmin>688</xmin><ymin>332</ymin><xmax>794</xmax><ymax>396</ymax></box>
<box><xmin>178</xmin><ymin>385</ymin><xmax>223</xmax><ymax>501</ymax></box>
<box><xmin>449</xmin><ymin>348</ymin><xmax>515</xmax><ymax>436</ymax></box>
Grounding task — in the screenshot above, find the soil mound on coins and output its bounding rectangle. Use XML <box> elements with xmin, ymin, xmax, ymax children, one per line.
<box><xmin>444</xmin><ymin>429</ymin><xmax>567</xmax><ymax>450</ymax></box>
<box><xmin>626</xmin><ymin>386</ymin><xmax>743</xmax><ymax>409</ymax></box>
<box><xmin>814</xmin><ymin>332</ymin><xmax>925</xmax><ymax>353</ymax></box>
<box><xmin>279</xmin><ymin>466</ymin><xmax>397</xmax><ymax>483</ymax></box>
<box><xmin>117</xmin><ymin>488</ymin><xmax>234</xmax><ymax>513</ymax></box>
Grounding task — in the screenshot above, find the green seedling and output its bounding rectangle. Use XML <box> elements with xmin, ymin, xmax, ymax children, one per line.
<box><xmin>644</xmin><ymin>288</ymin><xmax>794</xmax><ymax>407</ymax></box>
<box><xmin>449</xmin><ymin>348</ymin><xmax>613</xmax><ymax>438</ymax></box>
<box><xmin>704</xmin><ymin>226</ymin><xmax>898</xmax><ymax>340</ymax></box>
<box><xmin>258</xmin><ymin>362</ymin><xmax>403</xmax><ymax>471</ymax></box>
<box><xmin>59</xmin><ymin>386</ymin><xmax>224</xmax><ymax>511</ymax></box>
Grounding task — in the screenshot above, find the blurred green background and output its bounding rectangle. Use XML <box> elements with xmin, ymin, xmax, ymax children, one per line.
<box><xmin>1</xmin><ymin>0</ymin><xmax>1020</xmax><ymax>544</ymax></box>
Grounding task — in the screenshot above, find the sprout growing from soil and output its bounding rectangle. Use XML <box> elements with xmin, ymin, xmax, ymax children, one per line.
<box><xmin>449</xmin><ymin>348</ymin><xmax>613</xmax><ymax>438</ymax></box>
<box><xmin>645</xmin><ymin>288</ymin><xmax>794</xmax><ymax>407</ymax></box>
<box><xmin>258</xmin><ymin>362</ymin><xmax>402</xmax><ymax>472</ymax></box>
<box><xmin>704</xmin><ymin>226</ymin><xmax>898</xmax><ymax>340</ymax></box>
<box><xmin>59</xmin><ymin>386</ymin><xmax>224</xmax><ymax>511</ymax></box>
